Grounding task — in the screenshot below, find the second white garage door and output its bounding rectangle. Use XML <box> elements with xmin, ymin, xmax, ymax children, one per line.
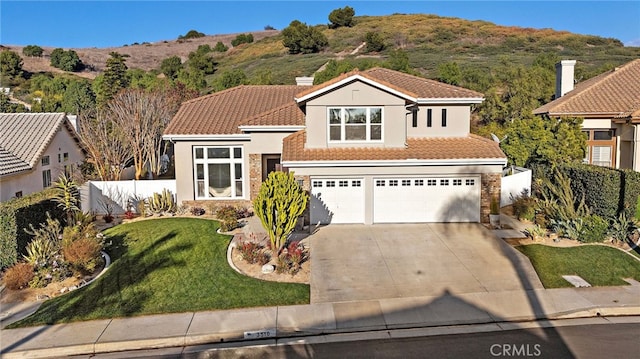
<box><xmin>311</xmin><ymin>178</ymin><xmax>365</xmax><ymax>224</ymax></box>
<box><xmin>373</xmin><ymin>177</ymin><xmax>480</xmax><ymax>223</ymax></box>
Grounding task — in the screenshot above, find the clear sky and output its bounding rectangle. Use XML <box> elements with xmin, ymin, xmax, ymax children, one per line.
<box><xmin>1</xmin><ymin>1</ymin><xmax>639</xmax><ymax>48</ymax></box>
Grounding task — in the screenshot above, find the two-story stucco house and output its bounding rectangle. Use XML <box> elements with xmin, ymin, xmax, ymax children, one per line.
<box><xmin>164</xmin><ymin>68</ymin><xmax>507</xmax><ymax>224</ymax></box>
<box><xmin>0</xmin><ymin>113</ymin><xmax>85</xmax><ymax>202</ymax></box>
<box><xmin>534</xmin><ymin>59</ymin><xmax>640</xmax><ymax>170</ymax></box>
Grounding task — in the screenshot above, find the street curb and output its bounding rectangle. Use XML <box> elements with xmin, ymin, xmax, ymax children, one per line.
<box><xmin>3</xmin><ymin>306</ymin><xmax>639</xmax><ymax>359</ymax></box>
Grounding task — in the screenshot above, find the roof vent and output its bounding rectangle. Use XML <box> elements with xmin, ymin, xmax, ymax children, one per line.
<box><xmin>295</xmin><ymin>76</ymin><xmax>314</xmax><ymax>86</ymax></box>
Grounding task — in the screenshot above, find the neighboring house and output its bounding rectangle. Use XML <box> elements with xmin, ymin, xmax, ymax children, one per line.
<box><xmin>164</xmin><ymin>68</ymin><xmax>507</xmax><ymax>224</ymax></box>
<box><xmin>534</xmin><ymin>59</ymin><xmax>640</xmax><ymax>170</ymax></box>
<box><xmin>0</xmin><ymin>113</ymin><xmax>85</xmax><ymax>202</ymax></box>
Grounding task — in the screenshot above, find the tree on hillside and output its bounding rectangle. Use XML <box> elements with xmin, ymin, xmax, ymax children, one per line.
<box><xmin>231</xmin><ymin>33</ymin><xmax>254</xmax><ymax>47</ymax></box>
<box><xmin>178</xmin><ymin>29</ymin><xmax>205</xmax><ymax>40</ymax></box>
<box><xmin>216</xmin><ymin>69</ymin><xmax>248</xmax><ymax>90</ymax></box>
<box><xmin>365</xmin><ymin>32</ymin><xmax>385</xmax><ymax>53</ymax></box>
<box><xmin>313</xmin><ymin>58</ymin><xmax>379</xmax><ymax>84</ymax></box>
<box><xmin>62</xmin><ymin>79</ymin><xmax>96</xmax><ymax>116</ymax></box>
<box><xmin>383</xmin><ymin>49</ymin><xmax>411</xmax><ymax>73</ymax></box>
<box><xmin>23</xmin><ymin>45</ymin><xmax>43</xmax><ymax>57</ymax></box>
<box><xmin>282</xmin><ymin>20</ymin><xmax>328</xmax><ymax>54</ymax></box>
<box><xmin>328</xmin><ymin>6</ymin><xmax>355</xmax><ymax>28</ymax></box>
<box><xmin>50</xmin><ymin>48</ymin><xmax>83</xmax><ymax>72</ymax></box>
<box><xmin>0</xmin><ymin>50</ymin><xmax>24</xmax><ymax>80</ymax></box>
<box><xmin>213</xmin><ymin>41</ymin><xmax>228</xmax><ymax>52</ymax></box>
<box><xmin>0</xmin><ymin>93</ymin><xmax>28</xmax><ymax>113</ymax></box>
<box><xmin>94</xmin><ymin>52</ymin><xmax>129</xmax><ymax>106</ymax></box>
<box><xmin>108</xmin><ymin>89</ymin><xmax>174</xmax><ymax>179</ymax></box>
<box><xmin>160</xmin><ymin>56</ymin><xmax>182</xmax><ymax>80</ymax></box>
<box><xmin>437</xmin><ymin>62</ymin><xmax>462</xmax><ymax>86</ymax></box>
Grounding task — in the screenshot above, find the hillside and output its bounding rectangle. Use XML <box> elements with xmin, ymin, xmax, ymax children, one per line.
<box><xmin>3</xmin><ymin>13</ymin><xmax>639</xmax><ymax>85</ymax></box>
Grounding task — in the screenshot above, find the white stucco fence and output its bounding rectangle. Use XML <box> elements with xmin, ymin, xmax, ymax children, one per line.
<box><xmin>501</xmin><ymin>166</ymin><xmax>532</xmax><ymax>207</ymax></box>
<box><xmin>81</xmin><ymin>180</ymin><xmax>176</xmax><ymax>214</ymax></box>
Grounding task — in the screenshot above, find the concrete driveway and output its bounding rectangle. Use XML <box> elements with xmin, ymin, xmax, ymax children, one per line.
<box><xmin>310</xmin><ymin>223</ymin><xmax>543</xmax><ymax>303</ymax></box>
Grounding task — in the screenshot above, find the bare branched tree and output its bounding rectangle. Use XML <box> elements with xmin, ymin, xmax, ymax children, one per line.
<box><xmin>108</xmin><ymin>89</ymin><xmax>173</xmax><ymax>179</ymax></box>
<box><xmin>77</xmin><ymin>109</ymin><xmax>130</xmax><ymax>181</ymax></box>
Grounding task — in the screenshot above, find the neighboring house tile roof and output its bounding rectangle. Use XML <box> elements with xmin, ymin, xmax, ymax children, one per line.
<box><xmin>282</xmin><ymin>131</ymin><xmax>505</xmax><ymax>162</ymax></box>
<box><xmin>534</xmin><ymin>59</ymin><xmax>640</xmax><ymax>120</ymax></box>
<box><xmin>240</xmin><ymin>102</ymin><xmax>305</xmax><ymax>127</ymax></box>
<box><xmin>164</xmin><ymin>85</ymin><xmax>309</xmax><ymax>135</ymax></box>
<box><xmin>295</xmin><ymin>67</ymin><xmax>484</xmax><ymax>101</ymax></box>
<box><xmin>0</xmin><ymin>112</ymin><xmax>78</xmax><ymax>177</ymax></box>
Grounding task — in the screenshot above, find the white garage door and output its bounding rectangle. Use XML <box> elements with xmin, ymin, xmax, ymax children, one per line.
<box><xmin>373</xmin><ymin>177</ymin><xmax>480</xmax><ymax>223</ymax></box>
<box><xmin>311</xmin><ymin>178</ymin><xmax>365</xmax><ymax>224</ymax></box>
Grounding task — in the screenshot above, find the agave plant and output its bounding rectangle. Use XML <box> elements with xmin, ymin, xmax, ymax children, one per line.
<box><xmin>147</xmin><ymin>189</ymin><xmax>177</xmax><ymax>215</ymax></box>
<box><xmin>24</xmin><ymin>237</ymin><xmax>59</xmax><ymax>268</ymax></box>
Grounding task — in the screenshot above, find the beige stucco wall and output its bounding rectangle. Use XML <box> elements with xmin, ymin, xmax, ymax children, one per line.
<box><xmin>305</xmin><ymin>81</ymin><xmax>407</xmax><ymax>149</ymax></box>
<box><xmin>408</xmin><ymin>105</ymin><xmax>470</xmax><ymax>138</ymax></box>
<box><xmin>173</xmin><ymin>132</ymin><xmax>298</xmax><ymax>204</ymax></box>
<box><xmin>0</xmin><ymin>125</ymin><xmax>84</xmax><ymax>202</ymax></box>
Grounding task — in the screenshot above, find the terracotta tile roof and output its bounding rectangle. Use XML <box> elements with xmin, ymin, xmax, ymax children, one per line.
<box><xmin>0</xmin><ymin>113</ymin><xmax>74</xmax><ymax>176</ymax></box>
<box><xmin>534</xmin><ymin>59</ymin><xmax>640</xmax><ymax>119</ymax></box>
<box><xmin>164</xmin><ymin>85</ymin><xmax>309</xmax><ymax>135</ymax></box>
<box><xmin>240</xmin><ymin>102</ymin><xmax>305</xmax><ymax>127</ymax></box>
<box><xmin>295</xmin><ymin>67</ymin><xmax>483</xmax><ymax>101</ymax></box>
<box><xmin>282</xmin><ymin>131</ymin><xmax>505</xmax><ymax>162</ymax></box>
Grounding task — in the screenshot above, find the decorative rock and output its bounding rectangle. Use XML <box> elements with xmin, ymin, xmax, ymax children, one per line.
<box><xmin>37</xmin><ymin>294</ymin><xmax>50</xmax><ymax>300</ymax></box>
<box><xmin>69</xmin><ymin>285</ymin><xmax>78</xmax><ymax>291</ymax></box>
<box><xmin>60</xmin><ymin>287</ymin><xmax>68</xmax><ymax>294</ymax></box>
<box><xmin>261</xmin><ymin>264</ymin><xmax>275</xmax><ymax>274</ymax></box>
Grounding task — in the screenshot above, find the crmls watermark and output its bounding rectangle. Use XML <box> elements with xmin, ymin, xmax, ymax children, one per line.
<box><xmin>490</xmin><ymin>344</ymin><xmax>542</xmax><ymax>357</ymax></box>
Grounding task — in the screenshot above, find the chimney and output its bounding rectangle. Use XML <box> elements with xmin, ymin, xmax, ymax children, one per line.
<box><xmin>295</xmin><ymin>76</ymin><xmax>314</xmax><ymax>86</ymax></box>
<box><xmin>555</xmin><ymin>60</ymin><xmax>576</xmax><ymax>98</ymax></box>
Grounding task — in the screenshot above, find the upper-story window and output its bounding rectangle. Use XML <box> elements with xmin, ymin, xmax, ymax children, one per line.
<box><xmin>41</xmin><ymin>155</ymin><xmax>50</xmax><ymax>166</ymax></box>
<box><xmin>193</xmin><ymin>146</ymin><xmax>244</xmax><ymax>199</ymax></box>
<box><xmin>328</xmin><ymin>107</ymin><xmax>382</xmax><ymax>142</ymax></box>
<box><xmin>441</xmin><ymin>109</ymin><xmax>447</xmax><ymax>127</ymax></box>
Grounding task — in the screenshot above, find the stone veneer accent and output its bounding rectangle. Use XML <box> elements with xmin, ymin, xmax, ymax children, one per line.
<box><xmin>480</xmin><ymin>172</ymin><xmax>501</xmax><ymax>224</ymax></box>
<box><xmin>294</xmin><ymin>174</ymin><xmax>311</xmax><ymax>226</ymax></box>
<box><xmin>249</xmin><ymin>154</ymin><xmax>262</xmax><ymax>200</ymax></box>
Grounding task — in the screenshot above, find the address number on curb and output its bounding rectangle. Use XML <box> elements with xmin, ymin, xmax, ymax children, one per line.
<box><xmin>244</xmin><ymin>329</ymin><xmax>276</xmax><ymax>339</ymax></box>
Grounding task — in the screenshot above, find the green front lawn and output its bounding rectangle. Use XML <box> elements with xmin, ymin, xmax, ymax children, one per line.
<box><xmin>11</xmin><ymin>218</ymin><xmax>309</xmax><ymax>327</ymax></box>
<box><xmin>516</xmin><ymin>244</ymin><xmax>640</xmax><ymax>288</ymax></box>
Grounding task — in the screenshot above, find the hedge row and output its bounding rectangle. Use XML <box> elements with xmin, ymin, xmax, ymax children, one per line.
<box><xmin>532</xmin><ymin>163</ymin><xmax>640</xmax><ymax>220</ymax></box>
<box><xmin>0</xmin><ymin>189</ymin><xmax>63</xmax><ymax>269</ymax></box>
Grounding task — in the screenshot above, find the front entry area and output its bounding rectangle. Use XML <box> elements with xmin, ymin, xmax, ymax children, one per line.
<box><xmin>310</xmin><ymin>176</ymin><xmax>481</xmax><ymax>224</ymax></box>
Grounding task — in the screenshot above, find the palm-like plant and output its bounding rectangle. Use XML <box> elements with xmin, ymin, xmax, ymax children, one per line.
<box><xmin>53</xmin><ymin>173</ymin><xmax>80</xmax><ymax>225</ymax></box>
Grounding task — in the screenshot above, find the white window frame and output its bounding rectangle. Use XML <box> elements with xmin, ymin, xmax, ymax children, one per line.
<box><xmin>193</xmin><ymin>146</ymin><xmax>245</xmax><ymax>200</ymax></box>
<box><xmin>328</xmin><ymin>107</ymin><xmax>383</xmax><ymax>143</ymax></box>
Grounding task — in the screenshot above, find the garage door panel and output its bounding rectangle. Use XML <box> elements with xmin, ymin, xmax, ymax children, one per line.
<box><xmin>373</xmin><ymin>177</ymin><xmax>480</xmax><ymax>223</ymax></box>
<box><xmin>311</xmin><ymin>179</ymin><xmax>364</xmax><ymax>224</ymax></box>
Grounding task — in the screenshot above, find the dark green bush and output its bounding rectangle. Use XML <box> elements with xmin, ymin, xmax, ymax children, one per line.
<box><xmin>0</xmin><ymin>189</ymin><xmax>64</xmax><ymax>269</ymax></box>
<box><xmin>511</xmin><ymin>190</ymin><xmax>536</xmax><ymax>221</ymax></box>
<box><xmin>532</xmin><ymin>163</ymin><xmax>640</xmax><ymax>221</ymax></box>
<box><xmin>580</xmin><ymin>214</ymin><xmax>608</xmax><ymax>243</ymax></box>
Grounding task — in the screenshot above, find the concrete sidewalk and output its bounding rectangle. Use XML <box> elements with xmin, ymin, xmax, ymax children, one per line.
<box><xmin>2</xmin><ymin>284</ymin><xmax>639</xmax><ymax>358</ymax></box>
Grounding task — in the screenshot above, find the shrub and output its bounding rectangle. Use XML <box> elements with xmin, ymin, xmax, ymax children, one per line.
<box><xmin>23</xmin><ymin>45</ymin><xmax>43</xmax><ymax>57</ymax></box>
<box><xmin>3</xmin><ymin>262</ymin><xmax>34</xmax><ymax>290</ymax></box>
<box><xmin>511</xmin><ymin>190</ymin><xmax>536</xmax><ymax>221</ymax></box>
<box><xmin>580</xmin><ymin>214</ymin><xmax>609</xmax><ymax>243</ymax></box>
<box><xmin>231</xmin><ymin>33</ymin><xmax>254</xmax><ymax>47</ymax></box>
<box><xmin>609</xmin><ymin>212</ymin><xmax>636</xmax><ymax>244</ymax></box>
<box><xmin>213</xmin><ymin>41</ymin><xmax>228</xmax><ymax>52</ymax></box>
<box><xmin>236</xmin><ymin>207</ymin><xmax>253</xmax><ymax>219</ymax></box>
<box><xmin>276</xmin><ymin>241</ymin><xmax>306</xmax><ymax>275</ymax></box>
<box><xmin>190</xmin><ymin>207</ymin><xmax>205</xmax><ymax>216</ymax></box>
<box><xmin>124</xmin><ymin>211</ymin><xmax>135</xmax><ymax>219</ymax></box>
<box><xmin>178</xmin><ymin>29</ymin><xmax>205</xmax><ymax>40</ymax></box>
<box><xmin>0</xmin><ymin>188</ymin><xmax>63</xmax><ymax>268</ymax></box>
<box><xmin>365</xmin><ymin>32</ymin><xmax>385</xmax><ymax>52</ymax></box>
<box><xmin>216</xmin><ymin>205</ymin><xmax>239</xmax><ymax>232</ymax></box>
<box><xmin>237</xmin><ymin>241</ymin><xmax>264</xmax><ymax>264</ymax></box>
<box><xmin>63</xmin><ymin>237</ymin><xmax>103</xmax><ymax>274</ymax></box>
